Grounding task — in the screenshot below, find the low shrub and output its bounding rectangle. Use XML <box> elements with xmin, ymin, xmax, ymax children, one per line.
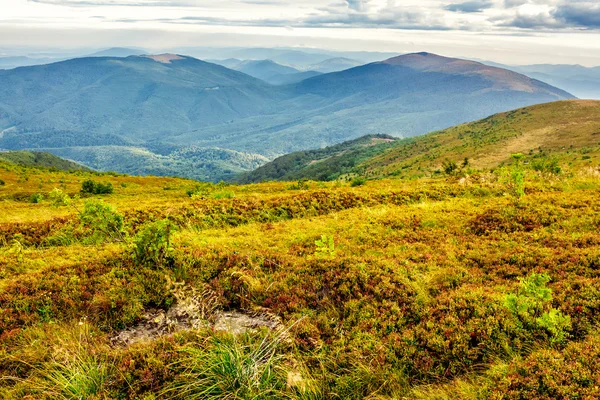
<box><xmin>287</xmin><ymin>179</ymin><xmax>310</xmax><ymax>190</ymax></box>
<box><xmin>79</xmin><ymin>200</ymin><xmax>125</xmax><ymax>243</ymax></box>
<box><xmin>81</xmin><ymin>179</ymin><xmax>114</xmax><ymax>195</ymax></box>
<box><xmin>30</xmin><ymin>193</ymin><xmax>44</xmax><ymax>203</ymax></box>
<box><xmin>49</xmin><ymin>188</ymin><xmax>71</xmax><ymax>207</ymax></box>
<box><xmin>133</xmin><ymin>219</ymin><xmax>176</xmax><ymax>269</ymax></box>
<box><xmin>350</xmin><ymin>177</ymin><xmax>367</xmax><ymax>187</ymax></box>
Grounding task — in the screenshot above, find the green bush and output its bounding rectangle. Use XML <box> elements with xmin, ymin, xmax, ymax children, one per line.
<box><xmin>30</xmin><ymin>193</ymin><xmax>44</xmax><ymax>203</ymax></box>
<box><xmin>531</xmin><ymin>157</ymin><xmax>561</xmax><ymax>175</ymax></box>
<box><xmin>212</xmin><ymin>190</ymin><xmax>235</xmax><ymax>199</ymax></box>
<box><xmin>350</xmin><ymin>177</ymin><xmax>367</xmax><ymax>187</ymax></box>
<box><xmin>287</xmin><ymin>179</ymin><xmax>310</xmax><ymax>190</ymax></box>
<box><xmin>510</xmin><ymin>153</ymin><xmax>526</xmax><ymax>199</ymax></box>
<box><xmin>505</xmin><ymin>273</ymin><xmax>571</xmax><ymax>344</ymax></box>
<box><xmin>49</xmin><ymin>188</ymin><xmax>71</xmax><ymax>207</ymax></box>
<box><xmin>81</xmin><ymin>179</ymin><xmax>114</xmax><ymax>195</ymax></box>
<box><xmin>133</xmin><ymin>219</ymin><xmax>176</xmax><ymax>269</ymax></box>
<box><xmin>79</xmin><ymin>200</ymin><xmax>124</xmax><ymax>243</ymax></box>
<box><xmin>442</xmin><ymin>159</ymin><xmax>458</xmax><ymax>175</ymax></box>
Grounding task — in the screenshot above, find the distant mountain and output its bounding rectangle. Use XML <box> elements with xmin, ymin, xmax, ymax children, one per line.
<box><xmin>207</xmin><ymin>58</ymin><xmax>244</xmax><ymax>69</ymax></box>
<box><xmin>237</xmin><ymin>134</ymin><xmax>397</xmax><ymax>183</ymax></box>
<box><xmin>0</xmin><ymin>52</ymin><xmax>575</xmax><ymax>181</ymax></box>
<box><xmin>233</xmin><ymin>60</ymin><xmax>300</xmax><ymax>84</ymax></box>
<box><xmin>174</xmin><ymin>47</ymin><xmax>398</xmax><ymax>68</ymax></box>
<box><xmin>481</xmin><ymin>61</ymin><xmax>600</xmax><ymax>100</ymax></box>
<box><xmin>39</xmin><ymin>146</ymin><xmax>268</xmax><ymax>182</ymax></box>
<box><xmin>87</xmin><ymin>47</ymin><xmax>147</xmax><ymax>58</ymax></box>
<box><xmin>0</xmin><ymin>54</ymin><xmax>283</xmax><ymax>141</ymax></box>
<box><xmin>307</xmin><ymin>57</ymin><xmax>363</xmax><ymax>73</ymax></box>
<box><xmin>243</xmin><ymin>100</ymin><xmax>599</xmax><ymax>182</ymax></box>
<box><xmin>0</xmin><ymin>150</ymin><xmax>91</xmax><ymax>171</ymax></box>
<box><xmin>208</xmin><ymin>58</ymin><xmax>322</xmax><ymax>85</ymax></box>
<box><xmin>267</xmin><ymin>70</ymin><xmax>323</xmax><ymax>85</ymax></box>
<box><xmin>0</xmin><ymin>56</ymin><xmax>62</xmax><ymax>70</ymax></box>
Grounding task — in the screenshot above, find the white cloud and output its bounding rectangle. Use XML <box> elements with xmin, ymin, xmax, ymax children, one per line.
<box><xmin>0</xmin><ymin>0</ymin><xmax>599</xmax><ymax>65</ymax></box>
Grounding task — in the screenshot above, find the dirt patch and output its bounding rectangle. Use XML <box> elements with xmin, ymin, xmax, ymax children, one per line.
<box><xmin>111</xmin><ymin>284</ymin><xmax>282</xmax><ymax>346</ymax></box>
<box><xmin>143</xmin><ymin>54</ymin><xmax>184</xmax><ymax>64</ymax></box>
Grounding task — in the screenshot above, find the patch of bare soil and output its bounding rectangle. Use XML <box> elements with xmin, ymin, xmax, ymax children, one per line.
<box><xmin>143</xmin><ymin>54</ymin><xmax>184</xmax><ymax>64</ymax></box>
<box><xmin>111</xmin><ymin>284</ymin><xmax>282</xmax><ymax>346</ymax></box>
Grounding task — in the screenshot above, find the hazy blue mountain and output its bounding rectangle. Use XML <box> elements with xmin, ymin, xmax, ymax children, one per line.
<box><xmin>87</xmin><ymin>47</ymin><xmax>147</xmax><ymax>57</ymax></box>
<box><xmin>307</xmin><ymin>57</ymin><xmax>363</xmax><ymax>73</ymax></box>
<box><xmin>207</xmin><ymin>58</ymin><xmax>321</xmax><ymax>84</ymax></box>
<box><xmin>0</xmin><ymin>54</ymin><xmax>285</xmax><ymax>142</ymax></box>
<box><xmin>0</xmin><ymin>52</ymin><xmax>575</xmax><ymax>181</ymax></box>
<box><xmin>0</xmin><ymin>56</ymin><xmax>63</xmax><ymax>70</ymax></box>
<box><xmin>173</xmin><ymin>47</ymin><xmax>396</xmax><ymax>69</ymax></box>
<box><xmin>207</xmin><ymin>58</ymin><xmax>244</xmax><ymax>69</ymax></box>
<box><xmin>481</xmin><ymin>61</ymin><xmax>600</xmax><ymax>99</ymax></box>
<box><xmin>233</xmin><ymin>60</ymin><xmax>300</xmax><ymax>83</ymax></box>
<box><xmin>267</xmin><ymin>70</ymin><xmax>323</xmax><ymax>85</ymax></box>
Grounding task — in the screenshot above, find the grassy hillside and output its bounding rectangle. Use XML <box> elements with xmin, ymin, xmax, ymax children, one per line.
<box><xmin>0</xmin><ymin>151</ymin><xmax>91</xmax><ymax>172</ymax></box>
<box><xmin>1</xmin><ymin>149</ymin><xmax>600</xmax><ymax>398</ymax></box>
<box><xmin>237</xmin><ymin>134</ymin><xmax>397</xmax><ymax>183</ymax></box>
<box><xmin>364</xmin><ymin>100</ymin><xmax>600</xmax><ymax>179</ymax></box>
<box><xmin>246</xmin><ymin>100</ymin><xmax>600</xmax><ymax>182</ymax></box>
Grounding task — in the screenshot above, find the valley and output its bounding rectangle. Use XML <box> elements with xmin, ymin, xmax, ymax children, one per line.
<box><xmin>0</xmin><ymin>52</ymin><xmax>574</xmax><ymax>181</ymax></box>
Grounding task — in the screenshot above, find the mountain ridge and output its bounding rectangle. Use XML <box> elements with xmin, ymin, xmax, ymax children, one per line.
<box><xmin>0</xmin><ymin>52</ymin><xmax>576</xmax><ymax>181</ymax></box>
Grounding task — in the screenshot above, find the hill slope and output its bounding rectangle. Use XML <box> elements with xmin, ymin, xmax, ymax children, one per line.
<box><xmin>0</xmin><ymin>150</ymin><xmax>91</xmax><ymax>171</ymax></box>
<box><xmin>242</xmin><ymin>100</ymin><xmax>600</xmax><ymax>182</ymax></box>
<box><xmin>237</xmin><ymin>135</ymin><xmax>397</xmax><ymax>183</ymax></box>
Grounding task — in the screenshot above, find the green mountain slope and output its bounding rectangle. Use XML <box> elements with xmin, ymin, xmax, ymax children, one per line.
<box><xmin>0</xmin><ymin>150</ymin><xmax>91</xmax><ymax>171</ymax></box>
<box><xmin>242</xmin><ymin>100</ymin><xmax>600</xmax><ymax>182</ymax></box>
<box><xmin>236</xmin><ymin>134</ymin><xmax>397</xmax><ymax>183</ymax></box>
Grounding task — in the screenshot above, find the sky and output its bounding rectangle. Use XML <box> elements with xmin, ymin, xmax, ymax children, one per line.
<box><xmin>1</xmin><ymin>0</ymin><xmax>599</xmax><ymax>65</ymax></box>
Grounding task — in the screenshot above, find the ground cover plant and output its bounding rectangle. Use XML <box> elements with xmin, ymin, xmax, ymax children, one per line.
<box><xmin>1</xmin><ymin>149</ymin><xmax>600</xmax><ymax>399</ymax></box>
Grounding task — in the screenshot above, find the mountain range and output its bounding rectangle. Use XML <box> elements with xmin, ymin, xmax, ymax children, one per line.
<box><xmin>0</xmin><ymin>51</ymin><xmax>575</xmax><ymax>181</ymax></box>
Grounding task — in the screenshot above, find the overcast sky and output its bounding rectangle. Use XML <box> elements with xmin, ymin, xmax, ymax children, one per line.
<box><xmin>1</xmin><ymin>0</ymin><xmax>599</xmax><ymax>65</ymax></box>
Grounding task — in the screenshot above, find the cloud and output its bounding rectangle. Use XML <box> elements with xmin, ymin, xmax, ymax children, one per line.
<box><xmin>445</xmin><ymin>1</ymin><xmax>494</xmax><ymax>13</ymax></box>
<box><xmin>116</xmin><ymin>11</ymin><xmax>454</xmax><ymax>31</ymax></box>
<box><xmin>503</xmin><ymin>0</ymin><xmax>528</xmax><ymax>7</ymax></box>
<box><xmin>345</xmin><ymin>0</ymin><xmax>368</xmax><ymax>12</ymax></box>
<box><xmin>553</xmin><ymin>2</ymin><xmax>600</xmax><ymax>28</ymax></box>
<box><xmin>29</xmin><ymin>0</ymin><xmax>204</xmax><ymax>6</ymax></box>
<box><xmin>499</xmin><ymin>1</ymin><xmax>600</xmax><ymax>29</ymax></box>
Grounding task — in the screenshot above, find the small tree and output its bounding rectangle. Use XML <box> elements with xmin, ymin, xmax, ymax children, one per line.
<box><xmin>49</xmin><ymin>188</ymin><xmax>71</xmax><ymax>208</ymax></box>
<box><xmin>133</xmin><ymin>219</ymin><xmax>176</xmax><ymax>269</ymax></box>
<box><xmin>79</xmin><ymin>200</ymin><xmax>124</xmax><ymax>243</ymax></box>
<box><xmin>510</xmin><ymin>153</ymin><xmax>525</xmax><ymax>199</ymax></box>
<box><xmin>505</xmin><ymin>273</ymin><xmax>571</xmax><ymax>344</ymax></box>
<box><xmin>350</xmin><ymin>177</ymin><xmax>367</xmax><ymax>187</ymax></box>
<box><xmin>442</xmin><ymin>159</ymin><xmax>458</xmax><ymax>175</ymax></box>
<box><xmin>81</xmin><ymin>180</ymin><xmax>114</xmax><ymax>195</ymax></box>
